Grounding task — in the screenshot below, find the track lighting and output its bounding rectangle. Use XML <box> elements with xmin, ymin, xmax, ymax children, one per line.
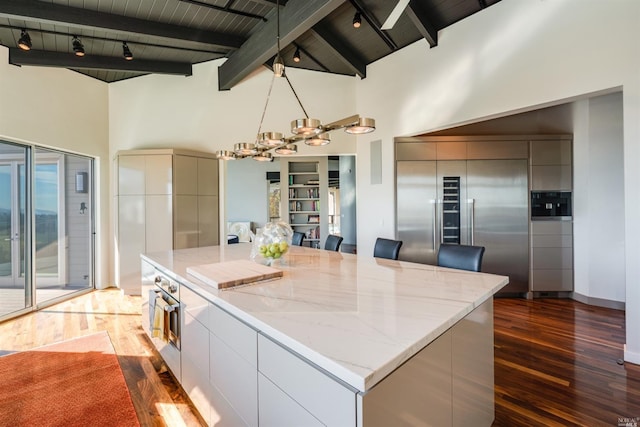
<box><xmin>72</xmin><ymin>36</ymin><xmax>85</xmax><ymax>57</ymax></box>
<box><xmin>353</xmin><ymin>12</ymin><xmax>362</xmax><ymax>28</ymax></box>
<box><xmin>18</xmin><ymin>29</ymin><xmax>32</xmax><ymax>51</ymax></box>
<box><xmin>122</xmin><ymin>42</ymin><xmax>133</xmax><ymax>60</ymax></box>
<box><xmin>293</xmin><ymin>47</ymin><xmax>301</xmax><ymax>63</ymax></box>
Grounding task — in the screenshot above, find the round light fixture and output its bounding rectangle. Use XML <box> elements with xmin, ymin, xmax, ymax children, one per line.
<box><xmin>215</xmin><ymin>150</ymin><xmax>236</xmax><ymax>160</ymax></box>
<box><xmin>234</xmin><ymin>143</ymin><xmax>258</xmax><ymax>156</ymax></box>
<box><xmin>304</xmin><ymin>133</ymin><xmax>331</xmax><ymax>146</ymax></box>
<box><xmin>253</xmin><ymin>152</ymin><xmax>274</xmax><ymax>162</ymax></box>
<box><xmin>258</xmin><ymin>132</ymin><xmax>285</xmax><ymax>147</ymax></box>
<box><xmin>275</xmin><ymin>144</ymin><xmax>298</xmax><ymax>155</ymax></box>
<box><xmin>291</xmin><ymin>118</ymin><xmax>322</xmax><ymax>136</ymax></box>
<box><xmin>345</xmin><ymin>117</ymin><xmax>376</xmax><ymax>134</ymax></box>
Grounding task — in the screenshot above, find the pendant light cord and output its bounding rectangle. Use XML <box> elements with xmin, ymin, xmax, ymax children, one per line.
<box><xmin>256</xmin><ymin>72</ymin><xmax>277</xmax><ymax>137</ymax></box>
<box><xmin>256</xmin><ymin>0</ymin><xmax>311</xmax><ymax>139</ymax></box>
<box><xmin>285</xmin><ymin>74</ymin><xmax>310</xmax><ymax>119</ymax></box>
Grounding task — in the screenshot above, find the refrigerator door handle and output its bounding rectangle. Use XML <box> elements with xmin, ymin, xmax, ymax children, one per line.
<box><xmin>439</xmin><ymin>198</ymin><xmax>444</xmax><ymax>244</ymax></box>
<box><xmin>468</xmin><ymin>198</ymin><xmax>475</xmax><ymax>245</ymax></box>
<box><xmin>430</xmin><ymin>199</ymin><xmax>437</xmax><ymax>250</ymax></box>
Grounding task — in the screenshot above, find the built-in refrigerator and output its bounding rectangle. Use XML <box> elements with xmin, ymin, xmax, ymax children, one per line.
<box><xmin>396</xmin><ymin>158</ymin><xmax>529</xmax><ymax>295</ymax></box>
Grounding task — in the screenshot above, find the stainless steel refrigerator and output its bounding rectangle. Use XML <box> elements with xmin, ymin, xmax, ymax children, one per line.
<box><xmin>396</xmin><ymin>159</ymin><xmax>529</xmax><ymax>294</ymax></box>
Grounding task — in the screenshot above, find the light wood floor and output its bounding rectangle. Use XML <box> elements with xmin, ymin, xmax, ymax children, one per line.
<box><xmin>0</xmin><ymin>289</ymin><xmax>205</xmax><ymax>426</ymax></box>
<box><xmin>0</xmin><ymin>290</ymin><xmax>638</xmax><ymax>426</ymax></box>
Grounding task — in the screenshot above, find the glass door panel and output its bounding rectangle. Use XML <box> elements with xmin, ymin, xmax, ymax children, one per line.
<box><xmin>35</xmin><ymin>148</ymin><xmax>93</xmax><ymax>305</ymax></box>
<box><xmin>0</xmin><ymin>143</ymin><xmax>29</xmax><ymax>317</ymax></box>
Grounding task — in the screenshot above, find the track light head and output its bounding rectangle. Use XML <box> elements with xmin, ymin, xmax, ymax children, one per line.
<box><xmin>293</xmin><ymin>47</ymin><xmax>301</xmax><ymax>63</ymax></box>
<box><xmin>353</xmin><ymin>12</ymin><xmax>362</xmax><ymax>28</ymax></box>
<box><xmin>72</xmin><ymin>36</ymin><xmax>85</xmax><ymax>57</ymax></box>
<box><xmin>122</xmin><ymin>42</ymin><xmax>133</xmax><ymax>60</ymax></box>
<box><xmin>18</xmin><ymin>29</ymin><xmax>32</xmax><ymax>51</ymax></box>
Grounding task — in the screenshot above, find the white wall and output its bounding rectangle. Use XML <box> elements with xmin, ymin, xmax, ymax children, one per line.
<box><xmin>226</xmin><ymin>158</ymin><xmax>281</xmax><ymax>230</ymax></box>
<box><xmin>108</xmin><ymin>60</ymin><xmax>357</xmax><ymax>157</ymax></box>
<box><xmin>355</xmin><ymin>0</ymin><xmax>640</xmax><ymax>362</ymax></box>
<box><xmin>573</xmin><ymin>93</ymin><xmax>625</xmax><ymax>304</ymax></box>
<box><xmin>0</xmin><ymin>46</ymin><xmax>110</xmax><ymax>288</ymax></box>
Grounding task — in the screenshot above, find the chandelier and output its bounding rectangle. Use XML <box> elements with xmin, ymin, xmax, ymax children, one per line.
<box><xmin>215</xmin><ymin>1</ymin><xmax>375</xmax><ymax>162</ymax></box>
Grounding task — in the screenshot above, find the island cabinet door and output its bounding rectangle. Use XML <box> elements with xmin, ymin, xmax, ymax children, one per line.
<box><xmin>258</xmin><ymin>373</ymin><xmax>323</xmax><ymax>427</ymax></box>
<box><xmin>257</xmin><ymin>334</ymin><xmax>357</xmax><ymax>426</ymax></box>
<box><xmin>358</xmin><ymin>331</ymin><xmax>453</xmax><ymax>427</ymax></box>
<box><xmin>208</xmin><ymin>303</ymin><xmax>258</xmax><ymax>427</ymax></box>
<box><xmin>181</xmin><ymin>285</ymin><xmax>211</xmax><ymax>424</ymax></box>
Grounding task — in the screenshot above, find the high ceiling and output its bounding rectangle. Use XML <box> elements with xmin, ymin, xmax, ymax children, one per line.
<box><xmin>0</xmin><ymin>0</ymin><xmax>500</xmax><ymax>89</ymax></box>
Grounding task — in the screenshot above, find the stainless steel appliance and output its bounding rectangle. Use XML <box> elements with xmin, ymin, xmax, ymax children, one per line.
<box><xmin>531</xmin><ymin>191</ymin><xmax>572</xmax><ymax>219</ymax></box>
<box><xmin>141</xmin><ymin>261</ymin><xmax>181</xmax><ymax>380</ymax></box>
<box><xmin>396</xmin><ymin>155</ymin><xmax>529</xmax><ymax>295</ymax></box>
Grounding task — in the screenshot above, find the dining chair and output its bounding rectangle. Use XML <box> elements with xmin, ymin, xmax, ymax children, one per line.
<box><xmin>292</xmin><ymin>232</ymin><xmax>305</xmax><ymax>246</ymax></box>
<box><xmin>437</xmin><ymin>244</ymin><xmax>485</xmax><ymax>272</ymax></box>
<box><xmin>324</xmin><ymin>235</ymin><xmax>344</xmax><ymax>252</ymax></box>
<box><xmin>373</xmin><ymin>238</ymin><xmax>403</xmax><ymax>260</ymax></box>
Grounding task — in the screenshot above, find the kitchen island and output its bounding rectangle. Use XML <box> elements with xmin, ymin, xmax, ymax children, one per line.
<box><xmin>141</xmin><ymin>243</ymin><xmax>508</xmax><ymax>426</ymax></box>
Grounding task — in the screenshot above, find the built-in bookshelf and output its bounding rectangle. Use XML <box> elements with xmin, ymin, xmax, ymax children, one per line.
<box><xmin>281</xmin><ymin>158</ymin><xmax>328</xmax><ymax>249</ymax></box>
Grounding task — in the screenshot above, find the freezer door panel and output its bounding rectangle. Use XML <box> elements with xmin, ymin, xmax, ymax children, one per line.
<box><xmin>467</xmin><ymin>160</ymin><xmax>529</xmax><ymax>294</ymax></box>
<box><xmin>396</xmin><ymin>161</ymin><xmax>437</xmax><ymax>264</ymax></box>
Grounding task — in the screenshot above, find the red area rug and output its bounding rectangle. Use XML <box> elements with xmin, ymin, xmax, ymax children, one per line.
<box><xmin>0</xmin><ymin>331</ymin><xmax>140</xmax><ymax>427</ymax></box>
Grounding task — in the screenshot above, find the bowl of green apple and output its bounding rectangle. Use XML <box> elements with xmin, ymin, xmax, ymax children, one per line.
<box><xmin>251</xmin><ymin>221</ymin><xmax>293</xmax><ymax>266</ymax></box>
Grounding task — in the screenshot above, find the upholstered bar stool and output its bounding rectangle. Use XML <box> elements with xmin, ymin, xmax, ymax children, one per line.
<box><xmin>437</xmin><ymin>244</ymin><xmax>485</xmax><ymax>272</ymax></box>
<box><xmin>373</xmin><ymin>238</ymin><xmax>403</xmax><ymax>260</ymax></box>
<box><xmin>324</xmin><ymin>235</ymin><xmax>344</xmax><ymax>252</ymax></box>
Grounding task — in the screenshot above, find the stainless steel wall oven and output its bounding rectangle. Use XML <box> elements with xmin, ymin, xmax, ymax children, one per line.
<box><xmin>141</xmin><ymin>262</ymin><xmax>181</xmax><ymax>380</ymax></box>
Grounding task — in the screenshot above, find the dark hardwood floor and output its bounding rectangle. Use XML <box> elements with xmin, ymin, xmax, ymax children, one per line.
<box><xmin>493</xmin><ymin>298</ymin><xmax>640</xmax><ymax>426</ymax></box>
<box><xmin>1</xmin><ymin>290</ymin><xmax>638</xmax><ymax>426</ymax></box>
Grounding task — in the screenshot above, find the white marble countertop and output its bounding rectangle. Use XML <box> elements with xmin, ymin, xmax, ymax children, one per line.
<box><xmin>141</xmin><ymin>244</ymin><xmax>508</xmax><ymax>392</ymax></box>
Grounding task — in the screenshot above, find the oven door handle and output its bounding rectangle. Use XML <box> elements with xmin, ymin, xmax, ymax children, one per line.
<box><xmin>153</xmin><ymin>289</ymin><xmax>179</xmax><ymax>312</ymax></box>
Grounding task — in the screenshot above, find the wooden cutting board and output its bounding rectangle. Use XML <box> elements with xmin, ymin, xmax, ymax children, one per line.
<box><xmin>186</xmin><ymin>260</ymin><xmax>283</xmax><ymax>289</ymax></box>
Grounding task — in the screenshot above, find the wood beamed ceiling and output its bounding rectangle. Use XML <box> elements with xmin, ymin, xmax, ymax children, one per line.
<box><xmin>0</xmin><ymin>0</ymin><xmax>500</xmax><ymax>85</ymax></box>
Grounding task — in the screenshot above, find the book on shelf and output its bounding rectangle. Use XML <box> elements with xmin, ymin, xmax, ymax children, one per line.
<box><xmin>306</xmin><ymin>179</ymin><xmax>319</xmax><ymax>185</ymax></box>
<box><xmin>308</xmin><ymin>214</ymin><xmax>320</xmax><ymax>224</ymax></box>
<box><xmin>306</xmin><ymin>226</ymin><xmax>320</xmax><ymax>240</ymax></box>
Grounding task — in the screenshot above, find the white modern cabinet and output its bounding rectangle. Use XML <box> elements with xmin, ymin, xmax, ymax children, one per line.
<box><xmin>181</xmin><ymin>284</ymin><xmax>211</xmax><ymax>423</ymax></box>
<box><xmin>116</xmin><ymin>149</ymin><xmax>219</xmax><ymax>294</ymax></box>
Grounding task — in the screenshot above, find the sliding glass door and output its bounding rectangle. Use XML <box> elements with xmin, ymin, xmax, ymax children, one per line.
<box><xmin>0</xmin><ymin>142</ymin><xmax>94</xmax><ymax>320</ymax></box>
<box><xmin>34</xmin><ymin>148</ymin><xmax>94</xmax><ymax>305</ymax></box>
<box><xmin>0</xmin><ymin>144</ymin><xmax>28</xmax><ymax>316</ymax></box>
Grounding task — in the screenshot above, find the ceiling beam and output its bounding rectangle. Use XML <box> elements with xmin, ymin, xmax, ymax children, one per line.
<box><xmin>0</xmin><ymin>0</ymin><xmax>244</xmax><ymax>50</ymax></box>
<box><xmin>349</xmin><ymin>0</ymin><xmax>397</xmax><ymax>51</ymax></box>
<box><xmin>178</xmin><ymin>0</ymin><xmax>266</xmax><ymax>21</ymax></box>
<box><xmin>247</xmin><ymin>0</ymin><xmax>286</xmax><ymax>6</ymax></box>
<box><xmin>310</xmin><ymin>24</ymin><xmax>366</xmax><ymax>79</ymax></box>
<box><xmin>407</xmin><ymin>0</ymin><xmax>438</xmax><ymax>47</ymax></box>
<box><xmin>8</xmin><ymin>48</ymin><xmax>192</xmax><ymax>76</ymax></box>
<box><xmin>217</xmin><ymin>0</ymin><xmax>345</xmax><ymax>91</ymax></box>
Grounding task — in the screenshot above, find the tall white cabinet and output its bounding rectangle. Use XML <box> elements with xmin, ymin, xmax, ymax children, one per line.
<box><xmin>116</xmin><ymin>149</ymin><xmax>219</xmax><ymax>295</ymax></box>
